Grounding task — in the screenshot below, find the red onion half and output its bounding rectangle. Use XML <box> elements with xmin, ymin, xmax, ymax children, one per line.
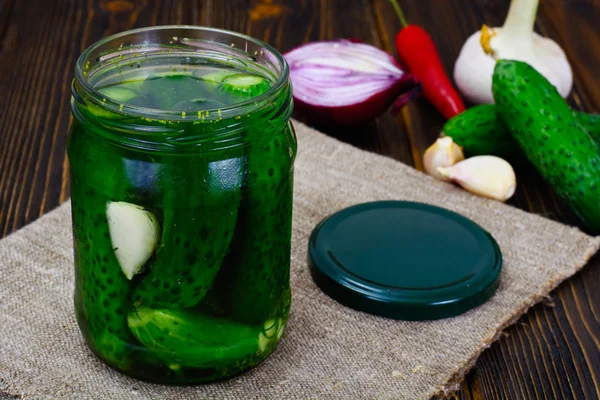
<box><xmin>284</xmin><ymin>40</ymin><xmax>418</xmax><ymax>125</ymax></box>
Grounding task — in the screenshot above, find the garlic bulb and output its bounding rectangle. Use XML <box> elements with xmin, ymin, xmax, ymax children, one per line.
<box><xmin>423</xmin><ymin>137</ymin><xmax>465</xmax><ymax>181</ymax></box>
<box><xmin>437</xmin><ymin>156</ymin><xmax>516</xmax><ymax>202</ymax></box>
<box><xmin>454</xmin><ymin>0</ymin><xmax>572</xmax><ymax>104</ymax></box>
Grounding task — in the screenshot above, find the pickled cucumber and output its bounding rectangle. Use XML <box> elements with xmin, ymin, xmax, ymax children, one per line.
<box><xmin>69</xmin><ymin>127</ymin><xmax>137</xmax><ymax>367</ymax></box>
<box><xmin>200</xmin><ymin>70</ymin><xmax>239</xmax><ymax>84</ymax></box>
<box><xmin>99</xmin><ymin>87</ymin><xmax>138</xmax><ymax>103</ymax></box>
<box><xmin>131</xmin><ymin>152</ymin><xmax>243</xmax><ymax>309</ymax></box>
<box><xmin>228</xmin><ymin>132</ymin><xmax>296</xmax><ymax>323</ymax></box>
<box><xmin>127</xmin><ymin>307</ymin><xmax>277</xmax><ymax>368</ymax></box>
<box><xmin>70</xmin><ymin>54</ymin><xmax>293</xmax><ymax>383</ymax></box>
<box><xmin>98</xmin><ymin>81</ymin><xmax>154</xmax><ymax>110</ymax></box>
<box><xmin>220</xmin><ymin>74</ymin><xmax>271</xmax><ymax>99</ymax></box>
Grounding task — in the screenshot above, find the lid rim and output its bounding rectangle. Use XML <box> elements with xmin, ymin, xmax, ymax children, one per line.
<box><xmin>308</xmin><ymin>201</ymin><xmax>503</xmax><ymax>321</ymax></box>
<box><xmin>309</xmin><ymin>259</ymin><xmax>501</xmax><ymax>320</ymax></box>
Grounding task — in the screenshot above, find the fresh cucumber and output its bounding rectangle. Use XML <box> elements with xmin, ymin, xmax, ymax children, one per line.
<box><xmin>443</xmin><ymin>105</ymin><xmax>600</xmax><ymax>164</ymax></box>
<box><xmin>131</xmin><ymin>150</ymin><xmax>243</xmax><ymax>309</ymax></box>
<box><xmin>127</xmin><ymin>307</ymin><xmax>278</xmax><ymax>368</ymax></box>
<box><xmin>582</xmin><ymin>112</ymin><xmax>600</xmax><ymax>134</ymax></box>
<box><xmin>492</xmin><ymin>60</ymin><xmax>600</xmax><ymax>232</ymax></box>
<box><xmin>442</xmin><ymin>105</ymin><xmax>519</xmax><ymax>163</ymax></box>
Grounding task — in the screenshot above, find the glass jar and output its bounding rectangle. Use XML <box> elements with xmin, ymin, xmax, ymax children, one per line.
<box><xmin>68</xmin><ymin>26</ymin><xmax>296</xmax><ymax>384</ymax></box>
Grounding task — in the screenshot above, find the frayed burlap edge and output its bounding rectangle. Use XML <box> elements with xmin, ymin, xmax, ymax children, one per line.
<box><xmin>433</xmin><ymin>237</ymin><xmax>600</xmax><ymax>398</ymax></box>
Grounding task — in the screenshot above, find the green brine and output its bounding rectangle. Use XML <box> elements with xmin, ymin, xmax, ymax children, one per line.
<box><xmin>68</xmin><ymin>26</ymin><xmax>296</xmax><ymax>384</ymax></box>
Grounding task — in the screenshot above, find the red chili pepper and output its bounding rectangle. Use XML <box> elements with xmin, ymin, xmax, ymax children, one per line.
<box><xmin>388</xmin><ymin>0</ymin><xmax>465</xmax><ymax>119</ymax></box>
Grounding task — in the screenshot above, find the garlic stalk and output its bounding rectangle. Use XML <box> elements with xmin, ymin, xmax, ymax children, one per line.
<box><xmin>437</xmin><ymin>156</ymin><xmax>516</xmax><ymax>202</ymax></box>
<box><xmin>423</xmin><ymin>137</ymin><xmax>464</xmax><ymax>181</ymax></box>
<box><xmin>453</xmin><ymin>0</ymin><xmax>572</xmax><ymax>104</ymax></box>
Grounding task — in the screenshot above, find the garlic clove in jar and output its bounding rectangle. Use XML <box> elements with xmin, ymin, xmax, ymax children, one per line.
<box><xmin>437</xmin><ymin>155</ymin><xmax>516</xmax><ymax>202</ymax></box>
<box><xmin>423</xmin><ymin>137</ymin><xmax>465</xmax><ymax>181</ymax></box>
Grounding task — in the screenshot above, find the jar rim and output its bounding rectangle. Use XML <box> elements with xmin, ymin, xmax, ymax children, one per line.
<box><xmin>74</xmin><ymin>25</ymin><xmax>290</xmax><ymax>121</ymax></box>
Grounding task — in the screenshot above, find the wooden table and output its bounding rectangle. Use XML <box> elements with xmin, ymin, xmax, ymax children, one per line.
<box><xmin>1</xmin><ymin>0</ymin><xmax>599</xmax><ymax>398</ymax></box>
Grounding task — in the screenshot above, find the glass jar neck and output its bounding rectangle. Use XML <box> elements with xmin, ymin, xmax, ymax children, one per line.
<box><xmin>71</xmin><ymin>26</ymin><xmax>292</xmax><ymax>152</ymax></box>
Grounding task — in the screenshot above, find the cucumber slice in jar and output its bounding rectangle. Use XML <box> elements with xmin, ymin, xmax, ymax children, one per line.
<box><xmin>199</xmin><ymin>70</ymin><xmax>239</xmax><ymax>84</ymax></box>
<box><xmin>220</xmin><ymin>74</ymin><xmax>271</xmax><ymax>98</ymax></box>
<box><xmin>106</xmin><ymin>201</ymin><xmax>159</xmax><ymax>280</ymax></box>
<box><xmin>201</xmin><ymin>71</ymin><xmax>271</xmax><ymax>99</ymax></box>
<box><xmin>99</xmin><ymin>86</ymin><xmax>138</xmax><ymax>103</ymax></box>
<box><xmin>83</xmin><ymin>82</ymin><xmax>148</xmax><ymax>120</ymax></box>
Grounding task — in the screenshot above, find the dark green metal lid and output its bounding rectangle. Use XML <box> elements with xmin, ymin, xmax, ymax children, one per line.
<box><xmin>308</xmin><ymin>201</ymin><xmax>502</xmax><ymax>320</ymax></box>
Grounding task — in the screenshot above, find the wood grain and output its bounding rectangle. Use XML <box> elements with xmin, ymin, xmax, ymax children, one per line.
<box><xmin>1</xmin><ymin>0</ymin><xmax>599</xmax><ymax>398</ymax></box>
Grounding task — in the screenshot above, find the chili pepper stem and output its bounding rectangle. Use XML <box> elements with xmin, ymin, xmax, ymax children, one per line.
<box><xmin>387</xmin><ymin>0</ymin><xmax>408</xmax><ymax>28</ymax></box>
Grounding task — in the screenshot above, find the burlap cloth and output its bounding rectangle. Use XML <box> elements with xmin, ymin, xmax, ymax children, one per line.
<box><xmin>1</xmin><ymin>120</ymin><xmax>599</xmax><ymax>400</ymax></box>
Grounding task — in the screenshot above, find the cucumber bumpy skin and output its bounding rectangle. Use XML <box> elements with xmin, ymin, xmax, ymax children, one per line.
<box><xmin>228</xmin><ymin>130</ymin><xmax>296</xmax><ymax>324</ymax></box>
<box><xmin>443</xmin><ymin>104</ymin><xmax>600</xmax><ymax>164</ymax></box>
<box><xmin>196</xmin><ymin>74</ymin><xmax>291</xmax><ymax>324</ymax></box>
<box><xmin>202</xmin><ymin>125</ymin><xmax>295</xmax><ymax>324</ymax></box>
<box><xmin>131</xmin><ymin>151</ymin><xmax>243</xmax><ymax>309</ymax></box>
<box><xmin>442</xmin><ymin>105</ymin><xmax>519</xmax><ymax>163</ymax></box>
<box><xmin>69</xmin><ymin>122</ymin><xmax>138</xmax><ymax>368</ymax></box>
<box><xmin>492</xmin><ymin>60</ymin><xmax>600</xmax><ymax>232</ymax></box>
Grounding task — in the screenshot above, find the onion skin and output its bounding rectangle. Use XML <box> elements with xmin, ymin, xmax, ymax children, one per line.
<box><xmin>284</xmin><ymin>40</ymin><xmax>418</xmax><ymax>125</ymax></box>
<box><xmin>292</xmin><ymin>74</ymin><xmax>416</xmax><ymax>125</ymax></box>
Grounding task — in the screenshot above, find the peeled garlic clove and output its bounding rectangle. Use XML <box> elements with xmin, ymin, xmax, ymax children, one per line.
<box><xmin>437</xmin><ymin>155</ymin><xmax>516</xmax><ymax>202</ymax></box>
<box><xmin>106</xmin><ymin>201</ymin><xmax>160</xmax><ymax>280</ymax></box>
<box><xmin>423</xmin><ymin>137</ymin><xmax>465</xmax><ymax>181</ymax></box>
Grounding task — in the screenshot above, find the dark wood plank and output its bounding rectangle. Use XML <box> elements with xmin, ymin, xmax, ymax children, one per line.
<box><xmin>0</xmin><ymin>1</ymin><xmax>599</xmax><ymax>399</ymax></box>
<box><xmin>539</xmin><ymin>0</ymin><xmax>600</xmax><ymax>113</ymax></box>
<box><xmin>0</xmin><ymin>0</ymin><xmax>84</xmax><ymax>236</ymax></box>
